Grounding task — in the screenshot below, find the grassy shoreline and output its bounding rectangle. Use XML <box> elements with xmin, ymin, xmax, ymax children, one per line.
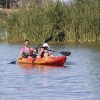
<box><xmin>0</xmin><ymin>0</ymin><xmax>100</xmax><ymax>44</ymax></box>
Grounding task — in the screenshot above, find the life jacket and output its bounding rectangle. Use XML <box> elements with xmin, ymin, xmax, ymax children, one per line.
<box><xmin>22</xmin><ymin>46</ymin><xmax>33</xmax><ymax>58</ymax></box>
<box><xmin>41</xmin><ymin>50</ymin><xmax>49</xmax><ymax>58</ymax></box>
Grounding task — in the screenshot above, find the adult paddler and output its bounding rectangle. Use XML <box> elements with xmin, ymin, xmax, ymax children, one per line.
<box><xmin>17</xmin><ymin>39</ymin><xmax>38</xmax><ymax>60</ymax></box>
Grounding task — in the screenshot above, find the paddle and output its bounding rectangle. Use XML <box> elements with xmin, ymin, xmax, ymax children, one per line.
<box><xmin>37</xmin><ymin>36</ymin><xmax>52</xmax><ymax>47</ymax></box>
<box><xmin>8</xmin><ymin>61</ymin><xmax>16</xmax><ymax>64</ymax></box>
<box><xmin>48</xmin><ymin>50</ymin><xmax>71</xmax><ymax>56</ymax></box>
<box><xmin>59</xmin><ymin>51</ymin><xmax>71</xmax><ymax>56</ymax></box>
<box><xmin>8</xmin><ymin>58</ymin><xmax>22</xmax><ymax>64</ymax></box>
<box><xmin>8</xmin><ymin>36</ymin><xmax>53</xmax><ymax>64</ymax></box>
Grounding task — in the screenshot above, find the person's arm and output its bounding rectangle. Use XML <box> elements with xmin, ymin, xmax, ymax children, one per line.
<box><xmin>40</xmin><ymin>48</ymin><xmax>44</xmax><ymax>57</ymax></box>
<box><xmin>17</xmin><ymin>51</ymin><xmax>23</xmax><ymax>60</ymax></box>
<box><xmin>49</xmin><ymin>50</ymin><xmax>54</xmax><ymax>55</ymax></box>
<box><xmin>17</xmin><ymin>47</ymin><xmax>25</xmax><ymax>60</ymax></box>
<box><xmin>33</xmin><ymin>47</ymin><xmax>38</xmax><ymax>53</ymax></box>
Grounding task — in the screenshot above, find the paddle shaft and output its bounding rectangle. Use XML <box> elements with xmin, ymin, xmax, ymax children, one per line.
<box><xmin>48</xmin><ymin>50</ymin><xmax>71</xmax><ymax>56</ymax></box>
<box><xmin>37</xmin><ymin>36</ymin><xmax>52</xmax><ymax>47</ymax></box>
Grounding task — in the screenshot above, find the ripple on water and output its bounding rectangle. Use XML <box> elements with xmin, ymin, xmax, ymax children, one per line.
<box><xmin>0</xmin><ymin>43</ymin><xmax>100</xmax><ymax>100</ymax></box>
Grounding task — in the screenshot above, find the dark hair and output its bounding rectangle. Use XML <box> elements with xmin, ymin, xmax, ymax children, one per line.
<box><xmin>24</xmin><ymin>39</ymin><xmax>29</xmax><ymax>43</ymax></box>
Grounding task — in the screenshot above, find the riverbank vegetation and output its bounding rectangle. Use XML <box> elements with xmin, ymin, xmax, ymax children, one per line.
<box><xmin>0</xmin><ymin>0</ymin><xmax>100</xmax><ymax>44</ymax></box>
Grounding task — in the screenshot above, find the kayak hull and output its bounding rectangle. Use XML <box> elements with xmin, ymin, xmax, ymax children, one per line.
<box><xmin>17</xmin><ymin>56</ymin><xmax>66</xmax><ymax>65</ymax></box>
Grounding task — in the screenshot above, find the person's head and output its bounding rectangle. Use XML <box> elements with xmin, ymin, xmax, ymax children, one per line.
<box><xmin>43</xmin><ymin>43</ymin><xmax>49</xmax><ymax>49</ymax></box>
<box><xmin>24</xmin><ymin>39</ymin><xmax>30</xmax><ymax>46</ymax></box>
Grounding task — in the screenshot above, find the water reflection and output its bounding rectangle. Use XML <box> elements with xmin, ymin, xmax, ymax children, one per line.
<box><xmin>18</xmin><ymin>63</ymin><xmax>67</xmax><ymax>73</ymax></box>
<box><xmin>0</xmin><ymin>43</ymin><xmax>100</xmax><ymax>100</ymax></box>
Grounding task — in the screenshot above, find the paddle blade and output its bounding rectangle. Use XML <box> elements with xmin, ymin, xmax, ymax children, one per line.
<box><xmin>60</xmin><ymin>51</ymin><xmax>71</xmax><ymax>56</ymax></box>
<box><xmin>8</xmin><ymin>61</ymin><xmax>16</xmax><ymax>64</ymax></box>
<box><xmin>44</xmin><ymin>36</ymin><xmax>52</xmax><ymax>43</ymax></box>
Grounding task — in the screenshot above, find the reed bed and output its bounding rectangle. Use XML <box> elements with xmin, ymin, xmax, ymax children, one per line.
<box><xmin>0</xmin><ymin>0</ymin><xmax>100</xmax><ymax>43</ymax></box>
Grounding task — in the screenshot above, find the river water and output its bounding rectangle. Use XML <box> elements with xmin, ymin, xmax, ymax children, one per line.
<box><xmin>0</xmin><ymin>43</ymin><xmax>100</xmax><ymax>100</ymax></box>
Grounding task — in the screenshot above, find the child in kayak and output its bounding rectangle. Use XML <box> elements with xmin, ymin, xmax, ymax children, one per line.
<box><xmin>17</xmin><ymin>39</ymin><xmax>38</xmax><ymax>59</ymax></box>
<box><xmin>40</xmin><ymin>43</ymin><xmax>54</xmax><ymax>58</ymax></box>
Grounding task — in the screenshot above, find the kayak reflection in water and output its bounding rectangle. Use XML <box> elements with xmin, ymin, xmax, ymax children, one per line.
<box><xmin>17</xmin><ymin>39</ymin><xmax>38</xmax><ymax>60</ymax></box>
<box><xmin>19</xmin><ymin>64</ymin><xmax>66</xmax><ymax>71</ymax></box>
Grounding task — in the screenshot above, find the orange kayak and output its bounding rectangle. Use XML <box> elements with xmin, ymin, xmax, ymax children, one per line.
<box><xmin>17</xmin><ymin>56</ymin><xmax>66</xmax><ymax>65</ymax></box>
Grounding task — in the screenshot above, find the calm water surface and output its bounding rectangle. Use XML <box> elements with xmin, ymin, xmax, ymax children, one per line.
<box><xmin>0</xmin><ymin>43</ymin><xmax>100</xmax><ymax>100</ymax></box>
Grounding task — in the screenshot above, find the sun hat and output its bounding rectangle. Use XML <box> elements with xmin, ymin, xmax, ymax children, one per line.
<box><xmin>43</xmin><ymin>43</ymin><xmax>49</xmax><ymax>47</ymax></box>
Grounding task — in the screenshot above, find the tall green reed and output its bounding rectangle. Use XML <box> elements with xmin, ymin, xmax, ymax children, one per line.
<box><xmin>1</xmin><ymin>0</ymin><xmax>99</xmax><ymax>43</ymax></box>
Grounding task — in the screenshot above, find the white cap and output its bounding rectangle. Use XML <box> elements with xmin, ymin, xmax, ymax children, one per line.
<box><xmin>43</xmin><ymin>43</ymin><xmax>49</xmax><ymax>47</ymax></box>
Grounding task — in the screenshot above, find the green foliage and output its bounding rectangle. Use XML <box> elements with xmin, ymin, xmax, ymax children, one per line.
<box><xmin>0</xmin><ymin>11</ymin><xmax>7</xmax><ymax>40</ymax></box>
<box><xmin>0</xmin><ymin>0</ymin><xmax>100</xmax><ymax>43</ymax></box>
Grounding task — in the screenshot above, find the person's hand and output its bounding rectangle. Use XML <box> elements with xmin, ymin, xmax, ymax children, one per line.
<box><xmin>40</xmin><ymin>48</ymin><xmax>44</xmax><ymax>52</ymax></box>
<box><xmin>17</xmin><ymin>57</ymin><xmax>22</xmax><ymax>60</ymax></box>
<box><xmin>52</xmin><ymin>50</ymin><xmax>55</xmax><ymax>53</ymax></box>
